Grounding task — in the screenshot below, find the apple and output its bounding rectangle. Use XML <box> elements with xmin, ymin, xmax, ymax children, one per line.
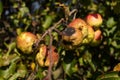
<box><xmin>82</xmin><ymin>26</ymin><xmax>95</xmax><ymax>44</ymax></box>
<box><xmin>113</xmin><ymin>63</ymin><xmax>120</xmax><ymax>71</ymax></box>
<box><xmin>68</xmin><ymin>18</ymin><xmax>88</xmax><ymax>38</ymax></box>
<box><xmin>62</xmin><ymin>27</ymin><xmax>83</xmax><ymax>46</ymax></box>
<box><xmin>94</xmin><ymin>29</ymin><xmax>102</xmax><ymax>40</ymax></box>
<box><xmin>62</xmin><ymin>18</ymin><xmax>89</xmax><ymax>47</ymax></box>
<box><xmin>90</xmin><ymin>29</ymin><xmax>103</xmax><ymax>46</ymax></box>
<box><xmin>36</xmin><ymin>44</ymin><xmax>59</xmax><ymax>67</ymax></box>
<box><xmin>45</xmin><ymin>46</ymin><xmax>59</xmax><ymax>67</ymax></box>
<box><xmin>68</xmin><ymin>18</ymin><xmax>87</xmax><ymax>29</ymax></box>
<box><xmin>86</xmin><ymin>13</ymin><xmax>103</xmax><ymax>28</ymax></box>
<box><xmin>16</xmin><ymin>32</ymin><xmax>38</xmax><ymax>54</ymax></box>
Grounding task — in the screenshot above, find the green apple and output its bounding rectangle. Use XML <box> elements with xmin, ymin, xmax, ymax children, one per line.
<box><xmin>82</xmin><ymin>26</ymin><xmax>95</xmax><ymax>44</ymax></box>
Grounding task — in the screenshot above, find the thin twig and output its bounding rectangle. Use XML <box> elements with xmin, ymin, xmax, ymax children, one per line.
<box><xmin>53</xmin><ymin>28</ymin><xmax>63</xmax><ymax>35</ymax></box>
<box><xmin>34</xmin><ymin>18</ymin><xmax>64</xmax><ymax>80</ymax></box>
<box><xmin>69</xmin><ymin>9</ymin><xmax>78</xmax><ymax>20</ymax></box>
<box><xmin>43</xmin><ymin>31</ymin><xmax>53</xmax><ymax>80</ymax></box>
<box><xmin>48</xmin><ymin>31</ymin><xmax>54</xmax><ymax>80</ymax></box>
<box><xmin>26</xmin><ymin>72</ymin><xmax>36</xmax><ymax>80</ymax></box>
<box><xmin>35</xmin><ymin>18</ymin><xmax>64</xmax><ymax>48</ymax></box>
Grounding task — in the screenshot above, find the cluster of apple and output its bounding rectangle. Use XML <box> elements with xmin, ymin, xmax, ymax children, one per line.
<box><xmin>16</xmin><ymin>32</ymin><xmax>59</xmax><ymax>67</ymax></box>
<box><xmin>16</xmin><ymin>13</ymin><xmax>103</xmax><ymax>67</ymax></box>
<box><xmin>62</xmin><ymin>13</ymin><xmax>103</xmax><ymax>48</ymax></box>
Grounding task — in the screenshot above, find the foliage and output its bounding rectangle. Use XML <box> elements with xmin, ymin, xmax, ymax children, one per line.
<box><xmin>0</xmin><ymin>0</ymin><xmax>120</xmax><ymax>80</ymax></box>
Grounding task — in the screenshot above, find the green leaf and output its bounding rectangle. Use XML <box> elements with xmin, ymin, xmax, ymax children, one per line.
<box><xmin>96</xmin><ymin>71</ymin><xmax>120</xmax><ymax>80</ymax></box>
<box><xmin>111</xmin><ymin>41</ymin><xmax>120</xmax><ymax>48</ymax></box>
<box><xmin>36</xmin><ymin>68</ymin><xmax>44</xmax><ymax>79</ymax></box>
<box><xmin>16</xmin><ymin>63</ymin><xmax>27</xmax><ymax>78</ymax></box>
<box><xmin>106</xmin><ymin>17</ymin><xmax>117</xmax><ymax>28</ymax></box>
<box><xmin>0</xmin><ymin>0</ymin><xmax>3</xmax><ymax>18</ymax></box>
<box><xmin>4</xmin><ymin>42</ymin><xmax>16</xmax><ymax>56</ymax></box>
<box><xmin>8</xmin><ymin>63</ymin><xmax>27</xmax><ymax>80</ymax></box>
<box><xmin>0</xmin><ymin>62</ymin><xmax>16</xmax><ymax>79</ymax></box>
<box><xmin>113</xmin><ymin>2</ymin><xmax>120</xmax><ymax>14</ymax></box>
<box><xmin>0</xmin><ymin>54</ymin><xmax>20</xmax><ymax>67</ymax></box>
<box><xmin>62</xmin><ymin>59</ymin><xmax>77</xmax><ymax>76</ymax></box>
<box><xmin>42</xmin><ymin>15</ymin><xmax>53</xmax><ymax>29</ymax></box>
<box><xmin>101</xmin><ymin>77</ymin><xmax>120</xmax><ymax>80</ymax></box>
<box><xmin>8</xmin><ymin>73</ymin><xmax>21</xmax><ymax>80</ymax></box>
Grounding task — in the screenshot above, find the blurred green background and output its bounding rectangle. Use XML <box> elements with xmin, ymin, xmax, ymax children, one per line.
<box><xmin>0</xmin><ymin>0</ymin><xmax>120</xmax><ymax>80</ymax></box>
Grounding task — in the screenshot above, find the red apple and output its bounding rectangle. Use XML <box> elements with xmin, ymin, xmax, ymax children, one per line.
<box><xmin>68</xmin><ymin>18</ymin><xmax>87</xmax><ymax>29</ymax></box>
<box><xmin>94</xmin><ymin>29</ymin><xmax>102</xmax><ymax>40</ymax></box>
<box><xmin>90</xmin><ymin>29</ymin><xmax>103</xmax><ymax>46</ymax></box>
<box><xmin>36</xmin><ymin>44</ymin><xmax>59</xmax><ymax>67</ymax></box>
<box><xmin>62</xmin><ymin>18</ymin><xmax>89</xmax><ymax>47</ymax></box>
<box><xmin>86</xmin><ymin>13</ymin><xmax>103</xmax><ymax>28</ymax></box>
<box><xmin>45</xmin><ymin>46</ymin><xmax>59</xmax><ymax>66</ymax></box>
<box><xmin>16</xmin><ymin>32</ymin><xmax>38</xmax><ymax>54</ymax></box>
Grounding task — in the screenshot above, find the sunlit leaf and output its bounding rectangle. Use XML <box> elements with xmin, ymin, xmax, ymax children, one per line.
<box><xmin>16</xmin><ymin>62</ymin><xmax>27</xmax><ymax>78</ymax></box>
<box><xmin>43</xmin><ymin>15</ymin><xmax>53</xmax><ymax>29</ymax></box>
<box><xmin>100</xmin><ymin>77</ymin><xmax>120</xmax><ymax>80</ymax></box>
<box><xmin>36</xmin><ymin>68</ymin><xmax>44</xmax><ymax>79</ymax></box>
<box><xmin>8</xmin><ymin>63</ymin><xmax>27</xmax><ymax>80</ymax></box>
<box><xmin>106</xmin><ymin>17</ymin><xmax>117</xmax><ymax>29</ymax></box>
<box><xmin>0</xmin><ymin>62</ymin><xmax>16</xmax><ymax>79</ymax></box>
<box><xmin>96</xmin><ymin>71</ymin><xmax>120</xmax><ymax>80</ymax></box>
<box><xmin>111</xmin><ymin>41</ymin><xmax>120</xmax><ymax>48</ymax></box>
<box><xmin>63</xmin><ymin>59</ymin><xmax>77</xmax><ymax>76</ymax></box>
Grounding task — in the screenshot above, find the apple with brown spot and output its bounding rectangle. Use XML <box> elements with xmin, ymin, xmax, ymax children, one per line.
<box><xmin>68</xmin><ymin>18</ymin><xmax>88</xmax><ymax>38</ymax></box>
<box><xmin>36</xmin><ymin>44</ymin><xmax>59</xmax><ymax>67</ymax></box>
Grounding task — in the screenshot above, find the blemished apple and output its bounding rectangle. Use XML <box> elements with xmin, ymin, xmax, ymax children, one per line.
<box><xmin>36</xmin><ymin>44</ymin><xmax>59</xmax><ymax>67</ymax></box>
<box><xmin>86</xmin><ymin>13</ymin><xmax>103</xmax><ymax>28</ymax></box>
<box><xmin>62</xmin><ymin>18</ymin><xmax>89</xmax><ymax>46</ymax></box>
<box><xmin>62</xmin><ymin>28</ymin><xmax>83</xmax><ymax>46</ymax></box>
<box><xmin>16</xmin><ymin>32</ymin><xmax>38</xmax><ymax>54</ymax></box>
<box><xmin>68</xmin><ymin>18</ymin><xmax>88</xmax><ymax>38</ymax></box>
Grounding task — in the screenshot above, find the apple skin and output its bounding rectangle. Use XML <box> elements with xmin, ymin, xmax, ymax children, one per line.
<box><xmin>36</xmin><ymin>44</ymin><xmax>59</xmax><ymax>67</ymax></box>
<box><xmin>62</xmin><ymin>28</ymin><xmax>83</xmax><ymax>46</ymax></box>
<box><xmin>90</xmin><ymin>29</ymin><xmax>103</xmax><ymax>46</ymax></box>
<box><xmin>68</xmin><ymin>18</ymin><xmax>88</xmax><ymax>38</ymax></box>
<box><xmin>113</xmin><ymin>63</ymin><xmax>120</xmax><ymax>71</ymax></box>
<box><xmin>82</xmin><ymin>26</ymin><xmax>95</xmax><ymax>44</ymax></box>
<box><xmin>86</xmin><ymin>13</ymin><xmax>103</xmax><ymax>28</ymax></box>
<box><xmin>16</xmin><ymin>32</ymin><xmax>38</xmax><ymax>54</ymax></box>
<box><xmin>62</xmin><ymin>18</ymin><xmax>89</xmax><ymax>47</ymax></box>
<box><xmin>45</xmin><ymin>46</ymin><xmax>59</xmax><ymax>67</ymax></box>
<box><xmin>94</xmin><ymin>29</ymin><xmax>102</xmax><ymax>40</ymax></box>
